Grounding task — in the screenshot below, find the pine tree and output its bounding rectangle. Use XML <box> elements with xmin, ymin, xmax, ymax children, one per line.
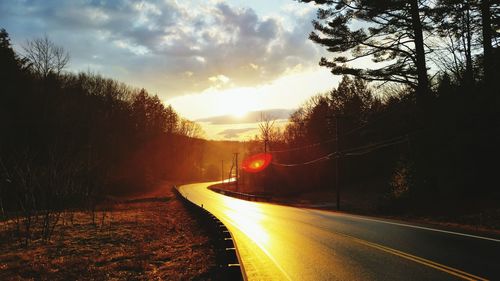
<box><xmin>300</xmin><ymin>0</ymin><xmax>432</xmax><ymax>104</ymax></box>
<box><xmin>479</xmin><ymin>0</ymin><xmax>498</xmax><ymax>88</ymax></box>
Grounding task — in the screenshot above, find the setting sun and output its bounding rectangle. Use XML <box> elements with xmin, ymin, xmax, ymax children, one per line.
<box><xmin>232</xmin><ymin>110</ymin><xmax>247</xmax><ymax>118</ymax></box>
<box><xmin>213</xmin><ymin>87</ymin><xmax>258</xmax><ymax>118</ymax></box>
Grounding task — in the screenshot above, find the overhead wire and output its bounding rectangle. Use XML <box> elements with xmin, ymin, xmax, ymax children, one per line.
<box><xmin>268</xmin><ymin>103</ymin><xmax>408</xmax><ymax>154</ymax></box>
<box><xmin>343</xmin><ymin>137</ymin><xmax>409</xmax><ymax>156</ymax></box>
<box><xmin>268</xmin><ymin>138</ymin><xmax>336</xmax><ymax>153</ymax></box>
<box><xmin>341</xmin><ymin>134</ymin><xmax>408</xmax><ymax>155</ymax></box>
<box><xmin>272</xmin><ymin>152</ymin><xmax>335</xmax><ymax>167</ymax></box>
<box><xmin>271</xmin><ymin>133</ymin><xmax>412</xmax><ymax>167</ymax></box>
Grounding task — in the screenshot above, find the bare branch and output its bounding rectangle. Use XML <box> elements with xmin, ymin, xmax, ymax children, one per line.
<box><xmin>23</xmin><ymin>35</ymin><xmax>69</xmax><ymax>78</ymax></box>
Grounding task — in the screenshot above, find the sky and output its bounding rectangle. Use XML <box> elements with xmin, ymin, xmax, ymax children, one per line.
<box><xmin>0</xmin><ymin>0</ymin><xmax>341</xmax><ymax>140</ymax></box>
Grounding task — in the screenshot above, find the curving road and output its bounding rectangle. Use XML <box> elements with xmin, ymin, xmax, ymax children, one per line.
<box><xmin>179</xmin><ymin>182</ymin><xmax>500</xmax><ymax>281</ymax></box>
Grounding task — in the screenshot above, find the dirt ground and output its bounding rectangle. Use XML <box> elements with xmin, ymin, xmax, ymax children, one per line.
<box><xmin>0</xmin><ymin>183</ymin><xmax>216</xmax><ymax>281</ymax></box>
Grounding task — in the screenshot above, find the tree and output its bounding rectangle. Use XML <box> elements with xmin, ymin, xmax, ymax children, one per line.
<box><xmin>306</xmin><ymin>95</ymin><xmax>332</xmax><ymax>142</ymax></box>
<box><xmin>164</xmin><ymin>105</ymin><xmax>179</xmax><ymax>134</ymax></box>
<box><xmin>258</xmin><ymin>112</ymin><xmax>277</xmax><ymax>153</ymax></box>
<box><xmin>479</xmin><ymin>0</ymin><xmax>497</xmax><ymax>88</ymax></box>
<box><xmin>283</xmin><ymin>108</ymin><xmax>308</xmax><ymax>145</ymax></box>
<box><xmin>300</xmin><ymin>0</ymin><xmax>431</xmax><ymax>104</ymax></box>
<box><xmin>0</xmin><ymin>28</ymin><xmax>26</xmax><ymax>75</ymax></box>
<box><xmin>433</xmin><ymin>0</ymin><xmax>479</xmax><ymax>87</ymax></box>
<box><xmin>23</xmin><ymin>35</ymin><xmax>69</xmax><ymax>78</ymax></box>
<box><xmin>431</xmin><ymin>0</ymin><xmax>498</xmax><ymax>89</ymax></box>
<box><xmin>177</xmin><ymin>118</ymin><xmax>204</xmax><ymax>138</ymax></box>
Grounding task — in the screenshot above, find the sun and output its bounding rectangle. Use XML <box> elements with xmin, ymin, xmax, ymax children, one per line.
<box><xmin>216</xmin><ymin>87</ymin><xmax>256</xmax><ymax>118</ymax></box>
<box><xmin>232</xmin><ymin>110</ymin><xmax>247</xmax><ymax>118</ymax></box>
<box><xmin>225</xmin><ymin>103</ymin><xmax>248</xmax><ymax>118</ymax></box>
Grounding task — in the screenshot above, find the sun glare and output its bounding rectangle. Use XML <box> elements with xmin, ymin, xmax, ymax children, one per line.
<box><xmin>213</xmin><ymin>87</ymin><xmax>258</xmax><ymax>119</ymax></box>
<box><xmin>232</xmin><ymin>111</ymin><xmax>247</xmax><ymax>118</ymax></box>
<box><xmin>242</xmin><ymin>153</ymin><xmax>273</xmax><ymax>173</ymax></box>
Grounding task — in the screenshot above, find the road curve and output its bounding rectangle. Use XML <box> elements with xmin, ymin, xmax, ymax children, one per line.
<box><xmin>179</xmin><ymin>182</ymin><xmax>500</xmax><ymax>281</ymax></box>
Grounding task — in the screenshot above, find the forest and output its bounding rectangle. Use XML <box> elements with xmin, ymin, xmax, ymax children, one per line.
<box><xmin>243</xmin><ymin>0</ymin><xmax>500</xmax><ymax>217</ymax></box>
<box><xmin>0</xmin><ymin>29</ymin><xmax>251</xmax><ymax>244</ymax></box>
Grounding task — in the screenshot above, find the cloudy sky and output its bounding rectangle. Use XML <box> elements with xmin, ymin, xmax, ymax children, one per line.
<box><xmin>0</xmin><ymin>0</ymin><xmax>340</xmax><ymax>139</ymax></box>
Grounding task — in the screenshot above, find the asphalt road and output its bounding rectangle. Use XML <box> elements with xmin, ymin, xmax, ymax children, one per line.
<box><xmin>179</xmin><ymin>182</ymin><xmax>500</xmax><ymax>281</ymax></box>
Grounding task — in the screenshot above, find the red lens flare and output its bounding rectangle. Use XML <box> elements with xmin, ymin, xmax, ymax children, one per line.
<box><xmin>242</xmin><ymin>153</ymin><xmax>272</xmax><ymax>173</ymax></box>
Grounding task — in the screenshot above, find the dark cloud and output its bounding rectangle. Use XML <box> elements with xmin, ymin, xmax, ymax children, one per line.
<box><xmin>0</xmin><ymin>1</ymin><xmax>319</xmax><ymax>98</ymax></box>
<box><xmin>197</xmin><ymin>108</ymin><xmax>294</xmax><ymax>124</ymax></box>
<box><xmin>217</xmin><ymin>128</ymin><xmax>256</xmax><ymax>139</ymax></box>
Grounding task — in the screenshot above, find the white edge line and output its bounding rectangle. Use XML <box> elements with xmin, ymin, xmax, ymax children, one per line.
<box><xmin>315</xmin><ymin>210</ymin><xmax>500</xmax><ymax>243</ymax></box>
<box><xmin>199</xmin><ymin>184</ymin><xmax>500</xmax><ymax>243</ymax></box>
<box><xmin>201</xmin><ymin>184</ymin><xmax>500</xmax><ymax>243</ymax></box>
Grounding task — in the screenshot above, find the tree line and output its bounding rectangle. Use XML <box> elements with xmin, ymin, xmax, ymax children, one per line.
<box><xmin>247</xmin><ymin>0</ymin><xmax>499</xmax><ymax>215</ymax></box>
<box><xmin>0</xmin><ymin>29</ymin><xmax>209</xmax><ymax>243</ymax></box>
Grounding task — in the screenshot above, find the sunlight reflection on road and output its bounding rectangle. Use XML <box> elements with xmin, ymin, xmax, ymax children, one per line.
<box><xmin>179</xmin><ymin>182</ymin><xmax>471</xmax><ymax>281</ymax></box>
<box><xmin>219</xmin><ymin>197</ymin><xmax>293</xmax><ymax>280</ymax></box>
<box><xmin>223</xmin><ymin>197</ymin><xmax>270</xmax><ymax>248</ymax></box>
<box><xmin>180</xmin><ymin>182</ymin><xmax>364</xmax><ymax>280</ymax></box>
<box><xmin>180</xmin><ymin>182</ymin><xmax>291</xmax><ymax>280</ymax></box>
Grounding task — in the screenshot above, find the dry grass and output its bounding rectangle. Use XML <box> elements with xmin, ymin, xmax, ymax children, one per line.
<box><xmin>0</xmin><ymin>184</ymin><xmax>215</xmax><ymax>281</ymax></box>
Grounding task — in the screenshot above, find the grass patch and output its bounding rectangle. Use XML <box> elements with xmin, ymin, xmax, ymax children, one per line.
<box><xmin>0</xmin><ymin>184</ymin><xmax>216</xmax><ymax>280</ymax></box>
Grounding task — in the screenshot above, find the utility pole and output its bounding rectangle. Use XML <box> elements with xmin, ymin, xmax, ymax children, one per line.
<box><xmin>234</xmin><ymin>153</ymin><xmax>239</xmax><ymax>191</ymax></box>
<box><xmin>221</xmin><ymin>160</ymin><xmax>224</xmax><ymax>183</ymax></box>
<box><xmin>228</xmin><ymin>161</ymin><xmax>234</xmax><ymax>185</ymax></box>
<box><xmin>334</xmin><ymin>115</ymin><xmax>341</xmax><ymax>211</ymax></box>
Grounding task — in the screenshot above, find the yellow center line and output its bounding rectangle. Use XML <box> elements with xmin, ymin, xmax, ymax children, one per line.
<box><xmin>335</xmin><ymin>231</ymin><xmax>489</xmax><ymax>281</ymax></box>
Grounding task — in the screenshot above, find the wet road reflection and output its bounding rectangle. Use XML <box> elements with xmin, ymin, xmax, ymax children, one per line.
<box><xmin>179</xmin><ymin>182</ymin><xmax>498</xmax><ymax>281</ymax></box>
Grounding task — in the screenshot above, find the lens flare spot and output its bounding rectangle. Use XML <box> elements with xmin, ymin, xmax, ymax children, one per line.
<box><xmin>242</xmin><ymin>153</ymin><xmax>272</xmax><ymax>173</ymax></box>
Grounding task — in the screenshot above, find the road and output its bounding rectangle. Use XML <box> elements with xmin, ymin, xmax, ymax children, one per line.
<box><xmin>179</xmin><ymin>182</ymin><xmax>500</xmax><ymax>281</ymax></box>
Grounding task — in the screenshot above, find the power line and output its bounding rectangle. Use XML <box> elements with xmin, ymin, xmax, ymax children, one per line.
<box><xmin>341</xmin><ymin>103</ymin><xmax>408</xmax><ymax>137</ymax></box>
<box><xmin>268</xmin><ymin>138</ymin><xmax>336</xmax><ymax>153</ymax></box>
<box><xmin>271</xmin><ymin>133</ymin><xmax>411</xmax><ymax>167</ymax></box>
<box><xmin>341</xmin><ymin>135</ymin><xmax>408</xmax><ymax>155</ymax></box>
<box><xmin>268</xmin><ymin>101</ymin><xmax>411</xmax><ymax>154</ymax></box>
<box><xmin>272</xmin><ymin>152</ymin><xmax>334</xmax><ymax>167</ymax></box>
<box><xmin>340</xmin><ymin>130</ymin><xmax>422</xmax><ymax>157</ymax></box>
<box><xmin>344</xmin><ymin>138</ymin><xmax>408</xmax><ymax>156</ymax></box>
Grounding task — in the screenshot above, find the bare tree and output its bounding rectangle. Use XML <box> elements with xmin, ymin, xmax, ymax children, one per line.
<box><xmin>258</xmin><ymin>112</ymin><xmax>277</xmax><ymax>153</ymax></box>
<box><xmin>428</xmin><ymin>33</ymin><xmax>467</xmax><ymax>84</ymax></box>
<box><xmin>177</xmin><ymin>118</ymin><xmax>205</xmax><ymax>138</ymax></box>
<box><xmin>23</xmin><ymin>35</ymin><xmax>69</xmax><ymax>78</ymax></box>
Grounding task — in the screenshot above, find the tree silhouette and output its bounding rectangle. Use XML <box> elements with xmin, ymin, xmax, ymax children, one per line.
<box><xmin>258</xmin><ymin>112</ymin><xmax>278</xmax><ymax>153</ymax></box>
<box><xmin>479</xmin><ymin>0</ymin><xmax>498</xmax><ymax>88</ymax></box>
<box><xmin>433</xmin><ymin>0</ymin><xmax>479</xmax><ymax>87</ymax></box>
<box><xmin>0</xmin><ymin>29</ymin><xmax>27</xmax><ymax>75</ymax></box>
<box><xmin>22</xmin><ymin>35</ymin><xmax>69</xmax><ymax>78</ymax></box>
<box><xmin>0</xmin><ymin>29</ymin><xmax>216</xmax><ymax>235</ymax></box>
<box><xmin>301</xmin><ymin>0</ymin><xmax>431</xmax><ymax>104</ymax></box>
